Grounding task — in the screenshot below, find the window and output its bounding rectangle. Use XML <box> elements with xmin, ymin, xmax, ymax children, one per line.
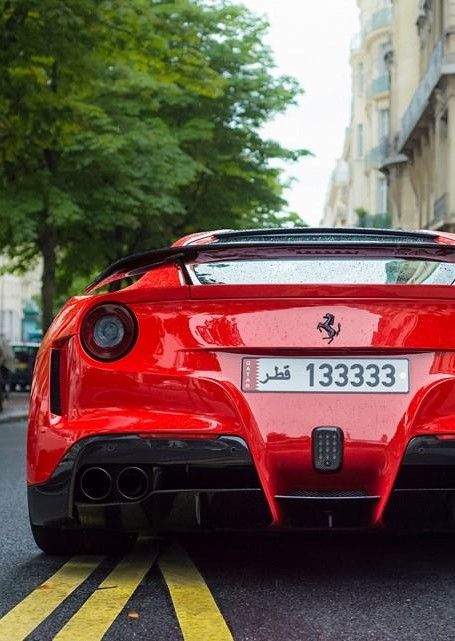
<box><xmin>357</xmin><ymin>124</ymin><xmax>364</xmax><ymax>157</ymax></box>
<box><xmin>378</xmin><ymin>108</ymin><xmax>389</xmax><ymax>141</ymax></box>
<box><xmin>358</xmin><ymin>62</ymin><xmax>364</xmax><ymax>93</ymax></box>
<box><xmin>377</xmin><ymin>176</ymin><xmax>388</xmax><ymax>213</ymax></box>
<box><xmin>376</xmin><ymin>42</ymin><xmax>389</xmax><ymax>76</ymax></box>
<box><xmin>191</xmin><ymin>259</ymin><xmax>455</xmax><ymax>286</ymax></box>
<box><xmin>437</xmin><ymin>0</ymin><xmax>444</xmax><ymax>35</ymax></box>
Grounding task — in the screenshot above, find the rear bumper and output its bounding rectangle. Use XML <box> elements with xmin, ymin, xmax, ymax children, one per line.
<box><xmin>28</xmin><ymin>435</ymin><xmax>272</xmax><ymax>532</ymax></box>
<box><xmin>28</xmin><ymin>434</ymin><xmax>455</xmax><ymax>533</ymax></box>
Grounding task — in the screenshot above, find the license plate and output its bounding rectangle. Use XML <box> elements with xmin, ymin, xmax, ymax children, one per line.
<box><xmin>242</xmin><ymin>358</ymin><xmax>409</xmax><ymax>393</ymax></box>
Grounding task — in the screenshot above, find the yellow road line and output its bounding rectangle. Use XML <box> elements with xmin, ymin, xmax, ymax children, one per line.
<box><xmin>159</xmin><ymin>544</ymin><xmax>233</xmax><ymax>641</ymax></box>
<box><xmin>0</xmin><ymin>556</ymin><xmax>103</xmax><ymax>641</ymax></box>
<box><xmin>53</xmin><ymin>546</ymin><xmax>158</xmax><ymax>641</ymax></box>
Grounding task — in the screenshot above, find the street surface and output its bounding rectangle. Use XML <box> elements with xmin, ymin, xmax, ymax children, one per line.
<box><xmin>1</xmin><ymin>420</ymin><xmax>455</xmax><ymax>641</ymax></box>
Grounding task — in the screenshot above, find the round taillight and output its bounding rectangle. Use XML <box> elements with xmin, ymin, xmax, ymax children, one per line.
<box><xmin>81</xmin><ymin>304</ymin><xmax>137</xmax><ymax>361</ymax></box>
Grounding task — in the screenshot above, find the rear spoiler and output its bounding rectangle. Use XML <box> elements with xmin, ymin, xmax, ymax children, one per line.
<box><xmin>204</xmin><ymin>227</ymin><xmax>440</xmax><ymax>243</ymax></box>
<box><xmin>86</xmin><ymin>235</ymin><xmax>455</xmax><ymax>293</ymax></box>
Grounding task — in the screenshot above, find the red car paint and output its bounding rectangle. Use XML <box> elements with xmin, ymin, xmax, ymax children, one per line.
<box><xmin>27</xmin><ymin>229</ymin><xmax>455</xmax><ymax>530</ymax></box>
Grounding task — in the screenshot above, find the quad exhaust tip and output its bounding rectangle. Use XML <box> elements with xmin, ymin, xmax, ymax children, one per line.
<box><xmin>116</xmin><ymin>466</ymin><xmax>149</xmax><ymax>501</ymax></box>
<box><xmin>80</xmin><ymin>466</ymin><xmax>112</xmax><ymax>501</ymax></box>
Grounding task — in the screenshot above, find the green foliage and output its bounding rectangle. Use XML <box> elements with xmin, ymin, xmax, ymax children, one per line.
<box><xmin>355</xmin><ymin>207</ymin><xmax>391</xmax><ymax>229</ymax></box>
<box><xmin>354</xmin><ymin>207</ymin><xmax>369</xmax><ymax>227</ymax></box>
<box><xmin>0</xmin><ymin>0</ymin><xmax>309</xmax><ymax>326</ymax></box>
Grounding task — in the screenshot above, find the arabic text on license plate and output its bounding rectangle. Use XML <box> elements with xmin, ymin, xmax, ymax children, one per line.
<box><xmin>242</xmin><ymin>358</ymin><xmax>409</xmax><ymax>393</ymax></box>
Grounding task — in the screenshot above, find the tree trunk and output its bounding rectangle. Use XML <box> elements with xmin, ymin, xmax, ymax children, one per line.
<box><xmin>40</xmin><ymin>140</ymin><xmax>59</xmax><ymax>333</ymax></box>
<box><xmin>39</xmin><ymin>227</ymin><xmax>57</xmax><ymax>333</ymax></box>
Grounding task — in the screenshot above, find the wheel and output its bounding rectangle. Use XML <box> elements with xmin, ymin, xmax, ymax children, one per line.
<box><xmin>30</xmin><ymin>524</ymin><xmax>136</xmax><ymax>555</ymax></box>
<box><xmin>31</xmin><ymin>524</ymin><xmax>84</xmax><ymax>555</ymax></box>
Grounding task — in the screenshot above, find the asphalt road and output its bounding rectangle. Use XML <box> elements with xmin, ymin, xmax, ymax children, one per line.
<box><xmin>2</xmin><ymin>421</ymin><xmax>455</xmax><ymax>641</ymax></box>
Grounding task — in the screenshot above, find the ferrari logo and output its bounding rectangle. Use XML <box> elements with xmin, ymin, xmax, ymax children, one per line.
<box><xmin>317</xmin><ymin>313</ymin><xmax>341</xmax><ymax>344</ymax></box>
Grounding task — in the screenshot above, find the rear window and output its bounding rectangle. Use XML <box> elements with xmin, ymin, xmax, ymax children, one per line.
<box><xmin>191</xmin><ymin>259</ymin><xmax>455</xmax><ymax>285</ymax></box>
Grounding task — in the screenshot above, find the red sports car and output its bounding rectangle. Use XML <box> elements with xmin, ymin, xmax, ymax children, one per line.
<box><xmin>28</xmin><ymin>227</ymin><xmax>455</xmax><ymax>553</ymax></box>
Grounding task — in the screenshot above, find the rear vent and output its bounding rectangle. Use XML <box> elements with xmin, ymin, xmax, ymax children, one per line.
<box><xmin>288</xmin><ymin>490</ymin><xmax>367</xmax><ymax>498</ymax></box>
<box><xmin>50</xmin><ymin>349</ymin><xmax>62</xmax><ymax>415</ymax></box>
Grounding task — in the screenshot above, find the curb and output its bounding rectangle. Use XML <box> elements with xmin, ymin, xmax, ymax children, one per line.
<box><xmin>0</xmin><ymin>412</ymin><xmax>28</xmax><ymax>425</ymax></box>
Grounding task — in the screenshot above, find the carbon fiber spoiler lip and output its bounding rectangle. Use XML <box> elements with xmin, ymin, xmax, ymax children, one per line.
<box><xmin>86</xmin><ymin>240</ymin><xmax>455</xmax><ymax>293</ymax></box>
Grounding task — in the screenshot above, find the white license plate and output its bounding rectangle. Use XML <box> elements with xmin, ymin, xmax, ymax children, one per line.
<box><xmin>242</xmin><ymin>358</ymin><xmax>409</xmax><ymax>393</ymax></box>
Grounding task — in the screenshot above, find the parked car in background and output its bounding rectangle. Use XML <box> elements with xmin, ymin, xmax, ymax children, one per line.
<box><xmin>11</xmin><ymin>342</ymin><xmax>40</xmax><ymax>391</ymax></box>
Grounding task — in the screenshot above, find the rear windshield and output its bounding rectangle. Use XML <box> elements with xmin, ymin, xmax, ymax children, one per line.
<box><xmin>191</xmin><ymin>259</ymin><xmax>455</xmax><ymax>285</ymax></box>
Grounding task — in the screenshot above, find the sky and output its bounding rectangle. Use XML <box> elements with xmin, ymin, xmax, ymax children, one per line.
<box><xmin>239</xmin><ymin>0</ymin><xmax>359</xmax><ymax>226</ymax></box>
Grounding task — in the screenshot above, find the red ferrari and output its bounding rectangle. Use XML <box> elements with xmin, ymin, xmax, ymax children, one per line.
<box><xmin>28</xmin><ymin>227</ymin><xmax>455</xmax><ymax>553</ymax></box>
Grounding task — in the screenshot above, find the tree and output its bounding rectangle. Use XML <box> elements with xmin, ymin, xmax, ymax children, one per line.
<box><xmin>175</xmin><ymin>1</ymin><xmax>308</xmax><ymax>235</ymax></box>
<box><xmin>355</xmin><ymin>207</ymin><xmax>369</xmax><ymax>228</ymax></box>
<box><xmin>0</xmin><ymin>0</ymin><xmax>309</xmax><ymax>330</ymax></box>
<box><xmin>81</xmin><ymin>1</ymin><xmax>309</xmax><ymax>254</ymax></box>
<box><xmin>0</xmin><ymin>0</ymin><xmax>224</xmax><ymax>328</ymax></box>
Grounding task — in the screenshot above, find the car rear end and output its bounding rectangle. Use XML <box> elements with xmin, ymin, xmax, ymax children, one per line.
<box><xmin>27</xmin><ymin>228</ymin><xmax>455</xmax><ymax>551</ymax></box>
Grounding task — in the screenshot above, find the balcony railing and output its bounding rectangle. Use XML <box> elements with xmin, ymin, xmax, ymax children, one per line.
<box><xmin>368</xmin><ymin>74</ymin><xmax>390</xmax><ymax>98</ymax></box>
<box><xmin>398</xmin><ymin>38</ymin><xmax>444</xmax><ymax>151</ymax></box>
<box><xmin>365</xmin><ymin>137</ymin><xmax>390</xmax><ymax>170</ymax></box>
<box><xmin>371</xmin><ymin>7</ymin><xmax>393</xmax><ymax>31</ymax></box>
<box><xmin>366</xmin><ymin>147</ymin><xmax>382</xmax><ymax>170</ymax></box>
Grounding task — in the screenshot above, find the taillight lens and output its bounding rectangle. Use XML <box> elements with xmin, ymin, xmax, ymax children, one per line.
<box><xmin>81</xmin><ymin>304</ymin><xmax>137</xmax><ymax>361</ymax></box>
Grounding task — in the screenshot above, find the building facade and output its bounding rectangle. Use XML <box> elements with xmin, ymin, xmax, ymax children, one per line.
<box><xmin>323</xmin><ymin>0</ymin><xmax>393</xmax><ymax>227</ymax></box>
<box><xmin>0</xmin><ymin>260</ymin><xmax>41</xmax><ymax>342</ymax></box>
<box><xmin>321</xmin><ymin>133</ymin><xmax>350</xmax><ymax>227</ymax></box>
<box><xmin>381</xmin><ymin>0</ymin><xmax>455</xmax><ymax>231</ymax></box>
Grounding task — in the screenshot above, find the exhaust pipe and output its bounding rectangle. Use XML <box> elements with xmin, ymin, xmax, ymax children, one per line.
<box><xmin>117</xmin><ymin>466</ymin><xmax>149</xmax><ymax>501</ymax></box>
<box><xmin>80</xmin><ymin>467</ymin><xmax>112</xmax><ymax>501</ymax></box>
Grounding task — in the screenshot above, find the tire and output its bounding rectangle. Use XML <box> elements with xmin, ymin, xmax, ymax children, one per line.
<box><xmin>31</xmin><ymin>524</ymin><xmax>136</xmax><ymax>556</ymax></box>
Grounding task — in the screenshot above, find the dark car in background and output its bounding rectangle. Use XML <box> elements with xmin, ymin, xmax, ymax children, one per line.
<box><xmin>11</xmin><ymin>342</ymin><xmax>40</xmax><ymax>391</ymax></box>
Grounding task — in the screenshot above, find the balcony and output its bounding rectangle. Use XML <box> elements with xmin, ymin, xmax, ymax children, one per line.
<box><xmin>397</xmin><ymin>38</ymin><xmax>445</xmax><ymax>151</ymax></box>
<box><xmin>367</xmin><ymin>74</ymin><xmax>390</xmax><ymax>99</ymax></box>
<box><xmin>362</xmin><ymin>7</ymin><xmax>392</xmax><ymax>39</ymax></box>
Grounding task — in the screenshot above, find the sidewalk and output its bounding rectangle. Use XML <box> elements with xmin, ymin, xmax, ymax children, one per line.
<box><xmin>0</xmin><ymin>392</ymin><xmax>29</xmax><ymax>424</ymax></box>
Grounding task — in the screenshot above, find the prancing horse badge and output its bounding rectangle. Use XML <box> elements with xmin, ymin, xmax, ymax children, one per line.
<box><xmin>317</xmin><ymin>313</ymin><xmax>341</xmax><ymax>345</ymax></box>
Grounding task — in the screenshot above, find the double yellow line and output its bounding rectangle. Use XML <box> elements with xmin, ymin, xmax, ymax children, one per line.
<box><xmin>0</xmin><ymin>544</ymin><xmax>233</xmax><ymax>641</ymax></box>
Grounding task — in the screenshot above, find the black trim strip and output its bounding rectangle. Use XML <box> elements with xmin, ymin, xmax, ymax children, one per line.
<box><xmin>50</xmin><ymin>349</ymin><xmax>62</xmax><ymax>416</ymax></box>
